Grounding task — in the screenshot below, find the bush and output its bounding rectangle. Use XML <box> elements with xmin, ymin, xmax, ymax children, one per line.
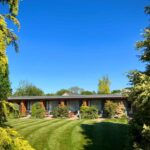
<box><xmin>31</xmin><ymin>102</ymin><xmax>45</xmax><ymax>118</ymax></box>
<box><xmin>0</xmin><ymin>127</ymin><xmax>35</xmax><ymax>150</ymax></box>
<box><xmin>80</xmin><ymin>106</ymin><xmax>98</xmax><ymax>119</ymax></box>
<box><xmin>8</xmin><ymin>103</ymin><xmax>20</xmax><ymax>119</ymax></box>
<box><xmin>115</xmin><ymin>102</ymin><xmax>126</xmax><ymax>118</ymax></box>
<box><xmin>104</xmin><ymin>100</ymin><xmax>117</xmax><ymax>118</ymax></box>
<box><xmin>52</xmin><ymin>105</ymin><xmax>69</xmax><ymax>118</ymax></box>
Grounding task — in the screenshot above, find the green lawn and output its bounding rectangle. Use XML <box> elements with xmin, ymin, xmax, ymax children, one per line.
<box><xmin>7</xmin><ymin>118</ymin><xmax>132</xmax><ymax>150</ymax></box>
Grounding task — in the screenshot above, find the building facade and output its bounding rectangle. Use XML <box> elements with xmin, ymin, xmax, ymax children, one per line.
<box><xmin>8</xmin><ymin>94</ymin><xmax>131</xmax><ymax>116</ymax></box>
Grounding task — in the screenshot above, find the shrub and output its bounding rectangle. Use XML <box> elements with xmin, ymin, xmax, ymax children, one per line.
<box><xmin>115</xmin><ymin>102</ymin><xmax>126</xmax><ymax>118</ymax></box>
<box><xmin>0</xmin><ymin>127</ymin><xmax>35</xmax><ymax>150</ymax></box>
<box><xmin>8</xmin><ymin>103</ymin><xmax>20</xmax><ymax>119</ymax></box>
<box><xmin>52</xmin><ymin>105</ymin><xmax>69</xmax><ymax>118</ymax></box>
<box><xmin>31</xmin><ymin>102</ymin><xmax>45</xmax><ymax>118</ymax></box>
<box><xmin>80</xmin><ymin>106</ymin><xmax>98</xmax><ymax>119</ymax></box>
<box><xmin>104</xmin><ymin>100</ymin><xmax>117</xmax><ymax>118</ymax></box>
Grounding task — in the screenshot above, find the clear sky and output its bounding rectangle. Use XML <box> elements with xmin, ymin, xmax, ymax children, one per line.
<box><xmin>5</xmin><ymin>0</ymin><xmax>149</xmax><ymax>93</ymax></box>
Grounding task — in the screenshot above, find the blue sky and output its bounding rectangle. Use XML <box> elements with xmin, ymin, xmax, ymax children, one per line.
<box><xmin>5</xmin><ymin>0</ymin><xmax>149</xmax><ymax>93</ymax></box>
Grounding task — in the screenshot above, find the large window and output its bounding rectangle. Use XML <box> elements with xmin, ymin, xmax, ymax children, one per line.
<box><xmin>68</xmin><ymin>100</ymin><xmax>80</xmax><ymax>112</ymax></box>
<box><xmin>90</xmin><ymin>100</ymin><xmax>102</xmax><ymax>112</ymax></box>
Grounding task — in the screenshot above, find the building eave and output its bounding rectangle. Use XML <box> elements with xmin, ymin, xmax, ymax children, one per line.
<box><xmin>8</xmin><ymin>94</ymin><xmax>127</xmax><ymax>101</ymax></box>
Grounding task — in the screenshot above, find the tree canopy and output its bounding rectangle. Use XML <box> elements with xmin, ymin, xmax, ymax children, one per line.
<box><xmin>55</xmin><ymin>89</ymin><xmax>71</xmax><ymax>96</ymax></box>
<box><xmin>80</xmin><ymin>90</ymin><xmax>96</xmax><ymax>95</ymax></box>
<box><xmin>13</xmin><ymin>81</ymin><xmax>44</xmax><ymax>96</ymax></box>
<box><xmin>0</xmin><ymin>0</ymin><xmax>19</xmax><ymax>100</ymax></box>
<box><xmin>128</xmin><ymin>6</ymin><xmax>150</xmax><ymax>150</ymax></box>
<box><xmin>69</xmin><ymin>86</ymin><xmax>84</xmax><ymax>95</ymax></box>
<box><xmin>136</xmin><ymin>6</ymin><xmax>150</xmax><ymax>75</ymax></box>
<box><xmin>98</xmin><ymin>76</ymin><xmax>111</xmax><ymax>94</ymax></box>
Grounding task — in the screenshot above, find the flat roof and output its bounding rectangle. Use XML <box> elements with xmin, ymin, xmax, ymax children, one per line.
<box><xmin>8</xmin><ymin>94</ymin><xmax>127</xmax><ymax>101</ymax></box>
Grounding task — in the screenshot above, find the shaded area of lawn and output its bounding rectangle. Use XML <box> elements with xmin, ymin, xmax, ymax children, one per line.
<box><xmin>81</xmin><ymin>121</ymin><xmax>132</xmax><ymax>150</ymax></box>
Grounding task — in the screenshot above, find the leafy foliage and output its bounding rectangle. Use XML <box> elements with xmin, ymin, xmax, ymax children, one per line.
<box><xmin>80</xmin><ymin>90</ymin><xmax>96</xmax><ymax>95</ymax></box>
<box><xmin>8</xmin><ymin>103</ymin><xmax>20</xmax><ymax>119</ymax></box>
<box><xmin>69</xmin><ymin>86</ymin><xmax>84</xmax><ymax>94</ymax></box>
<box><xmin>128</xmin><ymin>72</ymin><xmax>150</xmax><ymax>150</ymax></box>
<box><xmin>31</xmin><ymin>102</ymin><xmax>45</xmax><ymax>118</ymax></box>
<box><xmin>115</xmin><ymin>102</ymin><xmax>126</xmax><ymax>118</ymax></box>
<box><xmin>111</xmin><ymin>89</ymin><xmax>121</xmax><ymax>94</ymax></box>
<box><xmin>80</xmin><ymin>106</ymin><xmax>98</xmax><ymax>119</ymax></box>
<box><xmin>0</xmin><ymin>101</ymin><xmax>19</xmax><ymax>125</ymax></box>
<box><xmin>52</xmin><ymin>105</ymin><xmax>69</xmax><ymax>118</ymax></box>
<box><xmin>135</xmin><ymin>6</ymin><xmax>150</xmax><ymax>75</ymax></box>
<box><xmin>0</xmin><ymin>14</ymin><xmax>19</xmax><ymax>75</ymax></box>
<box><xmin>0</xmin><ymin>64</ymin><xmax>12</xmax><ymax>101</ymax></box>
<box><xmin>104</xmin><ymin>100</ymin><xmax>117</xmax><ymax>118</ymax></box>
<box><xmin>0</xmin><ymin>0</ymin><xmax>19</xmax><ymax>125</ymax></box>
<box><xmin>0</xmin><ymin>127</ymin><xmax>35</xmax><ymax>150</ymax></box>
<box><xmin>98</xmin><ymin>76</ymin><xmax>111</xmax><ymax>94</ymax></box>
<box><xmin>14</xmin><ymin>80</ymin><xmax>44</xmax><ymax>96</ymax></box>
<box><xmin>0</xmin><ymin>0</ymin><xmax>19</xmax><ymax>16</ymax></box>
<box><xmin>55</xmin><ymin>89</ymin><xmax>71</xmax><ymax>96</ymax></box>
<box><xmin>127</xmin><ymin>6</ymin><xmax>150</xmax><ymax>150</ymax></box>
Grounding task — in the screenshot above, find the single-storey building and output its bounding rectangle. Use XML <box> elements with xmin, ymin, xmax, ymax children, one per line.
<box><xmin>8</xmin><ymin>94</ymin><xmax>132</xmax><ymax>116</ymax></box>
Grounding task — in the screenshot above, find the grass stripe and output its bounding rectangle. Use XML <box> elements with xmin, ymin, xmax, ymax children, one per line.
<box><xmin>8</xmin><ymin>119</ymin><xmax>39</xmax><ymax>127</ymax></box>
<box><xmin>70</xmin><ymin>120</ymin><xmax>94</xmax><ymax>150</ymax></box>
<box><xmin>47</xmin><ymin>120</ymin><xmax>84</xmax><ymax>150</ymax></box>
<box><xmin>7</xmin><ymin>119</ymin><xmax>34</xmax><ymax>126</ymax></box>
<box><xmin>11</xmin><ymin>119</ymin><xmax>50</xmax><ymax>130</ymax></box>
<box><xmin>18</xmin><ymin>119</ymin><xmax>61</xmax><ymax>137</ymax></box>
<box><xmin>27</xmin><ymin>119</ymin><xmax>71</xmax><ymax>150</ymax></box>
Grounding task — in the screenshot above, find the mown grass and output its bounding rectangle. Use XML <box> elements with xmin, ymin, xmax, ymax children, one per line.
<box><xmin>7</xmin><ymin>118</ymin><xmax>132</xmax><ymax>150</ymax></box>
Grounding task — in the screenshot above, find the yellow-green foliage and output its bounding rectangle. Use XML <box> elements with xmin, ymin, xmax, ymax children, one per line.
<box><xmin>98</xmin><ymin>76</ymin><xmax>111</xmax><ymax>94</ymax></box>
<box><xmin>104</xmin><ymin>100</ymin><xmax>117</xmax><ymax>118</ymax></box>
<box><xmin>0</xmin><ymin>15</ymin><xmax>19</xmax><ymax>74</ymax></box>
<box><xmin>80</xmin><ymin>105</ymin><xmax>99</xmax><ymax>119</ymax></box>
<box><xmin>0</xmin><ymin>0</ymin><xmax>19</xmax><ymax>16</ymax></box>
<box><xmin>0</xmin><ymin>127</ymin><xmax>35</xmax><ymax>150</ymax></box>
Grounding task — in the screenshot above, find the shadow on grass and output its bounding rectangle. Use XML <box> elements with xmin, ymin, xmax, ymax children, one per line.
<box><xmin>81</xmin><ymin>121</ymin><xmax>132</xmax><ymax>150</ymax></box>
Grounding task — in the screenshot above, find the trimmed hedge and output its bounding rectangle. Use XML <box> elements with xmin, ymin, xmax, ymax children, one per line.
<box><xmin>52</xmin><ymin>105</ymin><xmax>69</xmax><ymax>118</ymax></box>
<box><xmin>31</xmin><ymin>102</ymin><xmax>45</xmax><ymax>118</ymax></box>
<box><xmin>80</xmin><ymin>106</ymin><xmax>99</xmax><ymax>119</ymax></box>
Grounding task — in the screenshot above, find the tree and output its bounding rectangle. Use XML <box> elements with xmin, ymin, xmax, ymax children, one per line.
<box><xmin>14</xmin><ymin>81</ymin><xmax>44</xmax><ymax>96</ymax></box>
<box><xmin>0</xmin><ymin>1</ymin><xmax>35</xmax><ymax>149</ymax></box>
<box><xmin>0</xmin><ymin>1</ymin><xmax>20</xmax><ymax>76</ymax></box>
<box><xmin>80</xmin><ymin>90</ymin><xmax>95</xmax><ymax>95</ymax></box>
<box><xmin>69</xmin><ymin>86</ymin><xmax>84</xmax><ymax>94</ymax></box>
<box><xmin>98</xmin><ymin>76</ymin><xmax>111</xmax><ymax>94</ymax></box>
<box><xmin>111</xmin><ymin>89</ymin><xmax>121</xmax><ymax>94</ymax></box>
<box><xmin>136</xmin><ymin>6</ymin><xmax>150</xmax><ymax>75</ymax></box>
<box><xmin>0</xmin><ymin>64</ymin><xmax>12</xmax><ymax>101</ymax></box>
<box><xmin>128</xmin><ymin>71</ymin><xmax>150</xmax><ymax>150</ymax></box>
<box><xmin>55</xmin><ymin>89</ymin><xmax>71</xmax><ymax>96</ymax></box>
<box><xmin>0</xmin><ymin>0</ymin><xmax>19</xmax><ymax>124</ymax></box>
<box><xmin>128</xmin><ymin>6</ymin><xmax>150</xmax><ymax>150</ymax></box>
